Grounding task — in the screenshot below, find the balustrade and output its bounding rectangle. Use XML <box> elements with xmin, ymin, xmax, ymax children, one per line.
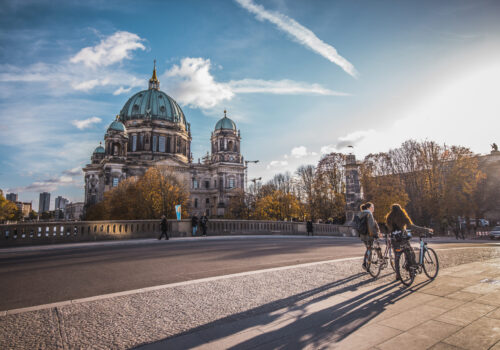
<box><xmin>0</xmin><ymin>219</ymin><xmax>352</xmax><ymax>247</ymax></box>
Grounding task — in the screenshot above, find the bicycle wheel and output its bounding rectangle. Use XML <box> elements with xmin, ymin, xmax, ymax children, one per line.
<box><xmin>396</xmin><ymin>249</ymin><xmax>415</xmax><ymax>287</ymax></box>
<box><xmin>366</xmin><ymin>248</ymin><xmax>382</xmax><ymax>278</ymax></box>
<box><xmin>422</xmin><ymin>247</ymin><xmax>439</xmax><ymax>279</ymax></box>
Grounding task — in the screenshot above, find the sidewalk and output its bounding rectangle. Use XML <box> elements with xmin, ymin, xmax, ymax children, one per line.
<box><xmin>140</xmin><ymin>258</ymin><xmax>500</xmax><ymax>350</ymax></box>
<box><xmin>1</xmin><ymin>247</ymin><xmax>499</xmax><ymax>349</ymax></box>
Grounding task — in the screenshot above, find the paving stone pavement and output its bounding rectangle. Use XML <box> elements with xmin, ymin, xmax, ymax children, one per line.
<box><xmin>1</xmin><ymin>247</ymin><xmax>499</xmax><ymax>349</ymax></box>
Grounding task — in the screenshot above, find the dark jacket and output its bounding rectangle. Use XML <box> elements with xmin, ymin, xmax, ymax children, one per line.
<box><xmin>160</xmin><ymin>218</ymin><xmax>168</xmax><ymax>231</ymax></box>
<box><xmin>200</xmin><ymin>215</ymin><xmax>208</xmax><ymax>226</ymax></box>
<box><xmin>191</xmin><ymin>216</ymin><xmax>198</xmax><ymax>226</ymax></box>
<box><xmin>306</xmin><ymin>221</ymin><xmax>313</xmax><ymax>232</ymax></box>
<box><xmin>359</xmin><ymin>210</ymin><xmax>380</xmax><ymax>238</ymax></box>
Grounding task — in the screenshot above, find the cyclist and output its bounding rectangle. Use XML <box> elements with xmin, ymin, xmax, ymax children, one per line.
<box><xmin>385</xmin><ymin>204</ymin><xmax>433</xmax><ymax>280</ymax></box>
<box><xmin>359</xmin><ymin>202</ymin><xmax>382</xmax><ymax>271</ymax></box>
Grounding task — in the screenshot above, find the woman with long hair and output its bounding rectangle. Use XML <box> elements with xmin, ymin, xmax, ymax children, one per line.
<box><xmin>385</xmin><ymin>204</ymin><xmax>432</xmax><ymax>235</ymax></box>
<box><xmin>385</xmin><ymin>204</ymin><xmax>433</xmax><ymax>279</ymax></box>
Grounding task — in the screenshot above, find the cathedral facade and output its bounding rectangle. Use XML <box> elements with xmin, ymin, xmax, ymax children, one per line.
<box><xmin>83</xmin><ymin>66</ymin><xmax>245</xmax><ymax>217</ymax></box>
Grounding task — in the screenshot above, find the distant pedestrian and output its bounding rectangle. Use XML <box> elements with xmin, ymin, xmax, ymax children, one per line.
<box><xmin>191</xmin><ymin>215</ymin><xmax>198</xmax><ymax>236</ymax></box>
<box><xmin>158</xmin><ymin>215</ymin><xmax>169</xmax><ymax>240</ymax></box>
<box><xmin>200</xmin><ymin>213</ymin><xmax>208</xmax><ymax>236</ymax></box>
<box><xmin>306</xmin><ymin>220</ymin><xmax>314</xmax><ymax>236</ymax></box>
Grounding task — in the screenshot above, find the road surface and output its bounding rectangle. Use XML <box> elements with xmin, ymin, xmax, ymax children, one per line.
<box><xmin>0</xmin><ymin>235</ymin><xmax>496</xmax><ymax>310</ymax></box>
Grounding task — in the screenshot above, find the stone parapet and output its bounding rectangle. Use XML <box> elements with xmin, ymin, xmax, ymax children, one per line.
<box><xmin>0</xmin><ymin>220</ymin><xmax>353</xmax><ymax>247</ymax></box>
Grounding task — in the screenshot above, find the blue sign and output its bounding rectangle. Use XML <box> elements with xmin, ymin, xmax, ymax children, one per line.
<box><xmin>175</xmin><ymin>205</ymin><xmax>181</xmax><ymax>221</ymax></box>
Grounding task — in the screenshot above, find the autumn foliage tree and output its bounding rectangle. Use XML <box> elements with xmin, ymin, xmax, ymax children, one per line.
<box><xmin>85</xmin><ymin>167</ymin><xmax>189</xmax><ymax>220</ymax></box>
<box><xmin>0</xmin><ymin>190</ymin><xmax>18</xmax><ymax>223</ymax></box>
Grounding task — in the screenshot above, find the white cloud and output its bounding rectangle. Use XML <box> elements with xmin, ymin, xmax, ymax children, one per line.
<box><xmin>267</xmin><ymin>160</ymin><xmax>289</xmax><ymax>169</ymax></box>
<box><xmin>163</xmin><ymin>57</ymin><xmax>234</xmax><ymax>109</ymax></box>
<box><xmin>71</xmin><ymin>116</ymin><xmax>102</xmax><ymax>130</ymax></box>
<box><xmin>235</xmin><ymin>0</ymin><xmax>358</xmax><ymax>78</ymax></box>
<box><xmin>163</xmin><ymin>57</ymin><xmax>348</xmax><ymax>110</ymax></box>
<box><xmin>229</xmin><ymin>79</ymin><xmax>349</xmax><ymax>96</ymax></box>
<box><xmin>291</xmin><ymin>146</ymin><xmax>308</xmax><ymax>158</ymax></box>
<box><xmin>70</xmin><ymin>31</ymin><xmax>145</xmax><ymax>68</ymax></box>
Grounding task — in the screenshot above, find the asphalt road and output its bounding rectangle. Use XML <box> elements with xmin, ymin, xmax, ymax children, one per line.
<box><xmin>0</xmin><ymin>236</ymin><xmax>496</xmax><ymax>310</ymax></box>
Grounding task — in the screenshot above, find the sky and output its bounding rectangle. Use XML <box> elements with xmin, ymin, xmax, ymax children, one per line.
<box><xmin>1</xmin><ymin>0</ymin><xmax>500</xmax><ymax>210</ymax></box>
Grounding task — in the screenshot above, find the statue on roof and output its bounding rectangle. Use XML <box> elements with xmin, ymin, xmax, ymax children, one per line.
<box><xmin>492</xmin><ymin>143</ymin><xmax>498</xmax><ymax>152</ymax></box>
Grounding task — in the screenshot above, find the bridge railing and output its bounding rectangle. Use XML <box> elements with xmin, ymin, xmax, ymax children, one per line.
<box><xmin>0</xmin><ymin>219</ymin><xmax>354</xmax><ymax>247</ymax></box>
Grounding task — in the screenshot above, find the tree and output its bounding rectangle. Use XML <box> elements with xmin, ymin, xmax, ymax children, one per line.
<box><xmin>85</xmin><ymin>166</ymin><xmax>189</xmax><ymax>220</ymax></box>
<box><xmin>296</xmin><ymin>165</ymin><xmax>316</xmax><ymax>219</ymax></box>
<box><xmin>361</xmin><ymin>153</ymin><xmax>409</xmax><ymax>223</ymax></box>
<box><xmin>254</xmin><ymin>190</ymin><xmax>301</xmax><ymax>221</ymax></box>
<box><xmin>315</xmin><ymin>153</ymin><xmax>346</xmax><ymax>222</ymax></box>
<box><xmin>0</xmin><ymin>190</ymin><xmax>18</xmax><ymax>222</ymax></box>
<box><xmin>225</xmin><ymin>189</ymin><xmax>250</xmax><ymax>219</ymax></box>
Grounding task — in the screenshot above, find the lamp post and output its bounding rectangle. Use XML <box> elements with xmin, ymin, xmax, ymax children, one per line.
<box><xmin>244</xmin><ymin>160</ymin><xmax>259</xmax><ymax>192</ymax></box>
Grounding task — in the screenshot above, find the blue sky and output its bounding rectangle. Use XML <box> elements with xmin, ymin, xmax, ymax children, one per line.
<box><xmin>1</xmin><ymin>0</ymin><xmax>500</xmax><ymax>210</ymax></box>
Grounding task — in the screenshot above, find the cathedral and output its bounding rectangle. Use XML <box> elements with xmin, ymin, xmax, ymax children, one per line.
<box><xmin>83</xmin><ymin>64</ymin><xmax>245</xmax><ymax>217</ymax></box>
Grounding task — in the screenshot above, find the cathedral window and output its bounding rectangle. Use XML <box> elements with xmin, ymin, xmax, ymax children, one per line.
<box><xmin>167</xmin><ymin>136</ymin><xmax>171</xmax><ymax>153</ymax></box>
<box><xmin>228</xmin><ymin>141</ymin><xmax>233</xmax><ymax>151</ymax></box>
<box><xmin>228</xmin><ymin>178</ymin><xmax>235</xmax><ymax>189</ymax></box>
<box><xmin>192</xmin><ymin>178</ymin><xmax>198</xmax><ymax>189</ymax></box>
<box><xmin>159</xmin><ymin>136</ymin><xmax>166</xmax><ymax>152</ymax></box>
<box><xmin>139</xmin><ymin>134</ymin><xmax>144</xmax><ymax>150</ymax></box>
<box><xmin>204</xmin><ymin>180</ymin><xmax>210</xmax><ymax>189</ymax></box>
<box><xmin>152</xmin><ymin>135</ymin><xmax>157</xmax><ymax>152</ymax></box>
<box><xmin>214</xmin><ymin>180</ymin><xmax>217</xmax><ymax>188</ymax></box>
<box><xmin>194</xmin><ymin>198</ymin><xmax>198</xmax><ymax>208</ymax></box>
<box><xmin>206</xmin><ymin>198</ymin><xmax>210</xmax><ymax>204</ymax></box>
<box><xmin>132</xmin><ymin>135</ymin><xmax>137</xmax><ymax>152</ymax></box>
<box><xmin>112</xmin><ymin>178</ymin><xmax>119</xmax><ymax>187</ymax></box>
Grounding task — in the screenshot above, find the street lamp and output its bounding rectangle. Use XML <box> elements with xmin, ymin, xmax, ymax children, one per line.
<box><xmin>249</xmin><ymin>177</ymin><xmax>262</xmax><ymax>193</ymax></box>
<box><xmin>244</xmin><ymin>160</ymin><xmax>259</xmax><ymax>192</ymax></box>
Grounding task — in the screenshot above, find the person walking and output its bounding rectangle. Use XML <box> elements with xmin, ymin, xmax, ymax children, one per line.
<box><xmin>158</xmin><ymin>215</ymin><xmax>169</xmax><ymax>240</ymax></box>
<box><xmin>385</xmin><ymin>204</ymin><xmax>433</xmax><ymax>280</ymax></box>
<box><xmin>191</xmin><ymin>215</ymin><xmax>198</xmax><ymax>236</ymax></box>
<box><xmin>200</xmin><ymin>213</ymin><xmax>208</xmax><ymax>236</ymax></box>
<box><xmin>306</xmin><ymin>219</ymin><xmax>314</xmax><ymax>236</ymax></box>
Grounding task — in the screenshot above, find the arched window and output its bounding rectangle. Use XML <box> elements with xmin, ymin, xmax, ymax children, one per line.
<box><xmin>194</xmin><ymin>198</ymin><xmax>198</xmax><ymax>208</ymax></box>
<box><xmin>228</xmin><ymin>141</ymin><xmax>233</xmax><ymax>151</ymax></box>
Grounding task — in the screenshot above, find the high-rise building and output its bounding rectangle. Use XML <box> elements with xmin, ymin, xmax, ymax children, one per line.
<box><xmin>6</xmin><ymin>193</ymin><xmax>18</xmax><ymax>202</ymax></box>
<box><xmin>39</xmin><ymin>192</ymin><xmax>50</xmax><ymax>213</ymax></box>
<box><xmin>55</xmin><ymin>196</ymin><xmax>69</xmax><ymax>210</ymax></box>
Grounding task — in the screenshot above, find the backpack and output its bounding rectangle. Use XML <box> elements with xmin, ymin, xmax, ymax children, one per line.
<box><xmin>353</xmin><ymin>214</ymin><xmax>368</xmax><ymax>237</ymax></box>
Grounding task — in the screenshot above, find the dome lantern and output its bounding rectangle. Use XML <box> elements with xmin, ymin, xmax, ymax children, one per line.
<box><xmin>149</xmin><ymin>60</ymin><xmax>160</xmax><ymax>90</ymax></box>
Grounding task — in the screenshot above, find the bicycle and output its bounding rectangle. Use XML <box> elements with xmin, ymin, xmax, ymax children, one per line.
<box><xmin>394</xmin><ymin>231</ymin><xmax>439</xmax><ymax>287</ymax></box>
<box><xmin>364</xmin><ymin>233</ymin><xmax>396</xmax><ymax>279</ymax></box>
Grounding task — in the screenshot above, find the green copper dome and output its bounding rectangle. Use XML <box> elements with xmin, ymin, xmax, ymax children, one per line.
<box><xmin>108</xmin><ymin>118</ymin><xmax>126</xmax><ymax>132</ymax></box>
<box><xmin>94</xmin><ymin>145</ymin><xmax>105</xmax><ymax>154</ymax></box>
<box><xmin>119</xmin><ymin>89</ymin><xmax>186</xmax><ymax>127</ymax></box>
<box><xmin>215</xmin><ymin>112</ymin><xmax>237</xmax><ymax>131</ymax></box>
